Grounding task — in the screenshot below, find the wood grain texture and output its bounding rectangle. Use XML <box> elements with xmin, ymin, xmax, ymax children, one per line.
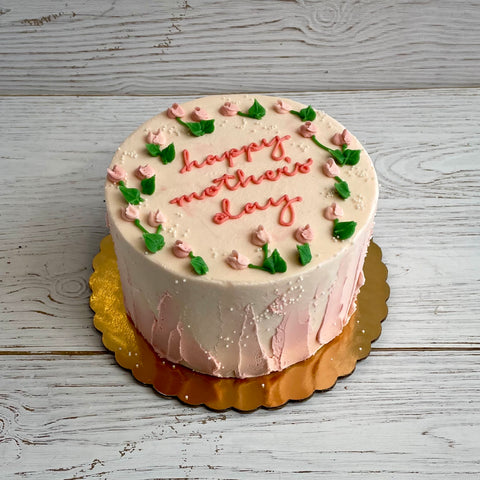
<box><xmin>1</xmin><ymin>352</ymin><xmax>479</xmax><ymax>479</ymax></box>
<box><xmin>0</xmin><ymin>89</ymin><xmax>479</xmax><ymax>353</ymax></box>
<box><xmin>1</xmin><ymin>0</ymin><xmax>480</xmax><ymax>95</ymax></box>
<box><xmin>1</xmin><ymin>87</ymin><xmax>479</xmax><ymax>478</ymax></box>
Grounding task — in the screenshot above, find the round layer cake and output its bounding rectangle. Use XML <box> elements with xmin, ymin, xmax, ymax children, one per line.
<box><xmin>105</xmin><ymin>94</ymin><xmax>378</xmax><ymax>378</ymax></box>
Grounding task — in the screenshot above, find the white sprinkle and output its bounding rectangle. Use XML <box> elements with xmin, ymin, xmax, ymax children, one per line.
<box><xmin>185</xmin><ymin>395</ymin><xmax>189</xmax><ymax>400</ymax></box>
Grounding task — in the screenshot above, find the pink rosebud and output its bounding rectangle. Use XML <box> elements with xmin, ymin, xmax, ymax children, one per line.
<box><xmin>298</xmin><ymin>121</ymin><xmax>317</xmax><ymax>138</ymax></box>
<box><xmin>226</xmin><ymin>250</ymin><xmax>250</xmax><ymax>270</ymax></box>
<box><xmin>273</xmin><ymin>99</ymin><xmax>292</xmax><ymax>114</ymax></box>
<box><xmin>322</xmin><ymin>158</ymin><xmax>340</xmax><ymax>178</ymax></box>
<box><xmin>219</xmin><ymin>102</ymin><xmax>239</xmax><ymax>116</ymax></box>
<box><xmin>172</xmin><ymin>240</ymin><xmax>192</xmax><ymax>258</ymax></box>
<box><xmin>324</xmin><ymin>202</ymin><xmax>344</xmax><ymax>220</ymax></box>
<box><xmin>295</xmin><ymin>224</ymin><xmax>314</xmax><ymax>244</ymax></box>
<box><xmin>167</xmin><ymin>103</ymin><xmax>185</xmax><ymax>119</ymax></box>
<box><xmin>331</xmin><ymin>128</ymin><xmax>353</xmax><ymax>146</ymax></box>
<box><xmin>147</xmin><ymin>209</ymin><xmax>166</xmax><ymax>227</ymax></box>
<box><xmin>146</xmin><ymin>129</ymin><xmax>165</xmax><ymax>145</ymax></box>
<box><xmin>106</xmin><ymin>164</ymin><xmax>126</xmax><ymax>183</ymax></box>
<box><xmin>191</xmin><ymin>107</ymin><xmax>209</xmax><ymax>121</ymax></box>
<box><xmin>251</xmin><ymin>225</ymin><xmax>271</xmax><ymax>246</ymax></box>
<box><xmin>122</xmin><ymin>204</ymin><xmax>139</xmax><ymax>222</ymax></box>
<box><xmin>135</xmin><ymin>164</ymin><xmax>155</xmax><ymax>180</ymax></box>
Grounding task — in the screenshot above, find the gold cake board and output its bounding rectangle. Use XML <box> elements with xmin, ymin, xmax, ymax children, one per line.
<box><xmin>90</xmin><ymin>235</ymin><xmax>389</xmax><ymax>412</ymax></box>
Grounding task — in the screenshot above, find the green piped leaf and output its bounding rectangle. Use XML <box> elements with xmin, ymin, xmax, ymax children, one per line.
<box><xmin>311</xmin><ymin>136</ymin><xmax>361</xmax><ymax>167</ymax></box>
<box><xmin>146</xmin><ymin>142</ymin><xmax>176</xmax><ymax>164</ymax></box>
<box><xmin>248</xmin><ymin>243</ymin><xmax>287</xmax><ymax>274</ymax></box>
<box><xmin>176</xmin><ymin>118</ymin><xmax>215</xmax><ymax>137</ymax></box>
<box><xmin>290</xmin><ymin>105</ymin><xmax>316</xmax><ymax>122</ymax></box>
<box><xmin>297</xmin><ymin>243</ymin><xmax>312</xmax><ymax>266</ymax></box>
<box><xmin>334</xmin><ymin>176</ymin><xmax>351</xmax><ymax>199</ymax></box>
<box><xmin>189</xmin><ymin>251</ymin><xmax>209</xmax><ymax>275</ymax></box>
<box><xmin>343</xmin><ymin>148</ymin><xmax>361</xmax><ymax>166</ymax></box>
<box><xmin>146</xmin><ymin>143</ymin><xmax>160</xmax><ymax>156</ymax></box>
<box><xmin>143</xmin><ymin>232</ymin><xmax>165</xmax><ymax>253</ymax></box>
<box><xmin>141</xmin><ymin>175</ymin><xmax>155</xmax><ymax>195</ymax></box>
<box><xmin>134</xmin><ymin>220</ymin><xmax>164</xmax><ymax>253</ymax></box>
<box><xmin>118</xmin><ymin>181</ymin><xmax>144</xmax><ymax>205</ymax></box>
<box><xmin>237</xmin><ymin>99</ymin><xmax>266</xmax><ymax>120</ymax></box>
<box><xmin>333</xmin><ymin>219</ymin><xmax>357</xmax><ymax>240</ymax></box>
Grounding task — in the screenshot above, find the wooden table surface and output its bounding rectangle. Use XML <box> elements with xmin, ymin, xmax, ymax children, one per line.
<box><xmin>1</xmin><ymin>1</ymin><xmax>479</xmax><ymax>478</ymax></box>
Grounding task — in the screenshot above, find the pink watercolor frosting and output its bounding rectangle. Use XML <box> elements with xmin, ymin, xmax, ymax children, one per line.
<box><xmin>191</xmin><ymin>107</ymin><xmax>209</xmax><ymax>121</ymax></box>
<box><xmin>122</xmin><ymin>204</ymin><xmax>139</xmax><ymax>222</ymax></box>
<box><xmin>322</xmin><ymin>158</ymin><xmax>340</xmax><ymax>178</ymax></box>
<box><xmin>251</xmin><ymin>225</ymin><xmax>272</xmax><ymax>246</ymax></box>
<box><xmin>219</xmin><ymin>102</ymin><xmax>239</xmax><ymax>116</ymax></box>
<box><xmin>295</xmin><ymin>224</ymin><xmax>314</xmax><ymax>244</ymax></box>
<box><xmin>107</xmin><ymin>164</ymin><xmax>126</xmax><ymax>183</ymax></box>
<box><xmin>324</xmin><ymin>202</ymin><xmax>344</xmax><ymax>220</ymax></box>
<box><xmin>298</xmin><ymin>121</ymin><xmax>317</xmax><ymax>138</ymax></box>
<box><xmin>146</xmin><ymin>129</ymin><xmax>166</xmax><ymax>145</ymax></box>
<box><xmin>148</xmin><ymin>209</ymin><xmax>166</xmax><ymax>227</ymax></box>
<box><xmin>135</xmin><ymin>164</ymin><xmax>155</xmax><ymax>180</ymax></box>
<box><xmin>167</xmin><ymin>103</ymin><xmax>185</xmax><ymax>119</ymax></box>
<box><xmin>331</xmin><ymin>128</ymin><xmax>353</xmax><ymax>146</ymax></box>
<box><xmin>172</xmin><ymin>240</ymin><xmax>192</xmax><ymax>258</ymax></box>
<box><xmin>274</xmin><ymin>99</ymin><xmax>292</xmax><ymax>114</ymax></box>
<box><xmin>226</xmin><ymin>250</ymin><xmax>250</xmax><ymax>270</ymax></box>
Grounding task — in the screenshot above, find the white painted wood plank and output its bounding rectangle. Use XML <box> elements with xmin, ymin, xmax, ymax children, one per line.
<box><xmin>1</xmin><ymin>352</ymin><xmax>479</xmax><ymax>478</ymax></box>
<box><xmin>0</xmin><ymin>89</ymin><xmax>479</xmax><ymax>352</ymax></box>
<box><xmin>0</xmin><ymin>0</ymin><xmax>479</xmax><ymax>94</ymax></box>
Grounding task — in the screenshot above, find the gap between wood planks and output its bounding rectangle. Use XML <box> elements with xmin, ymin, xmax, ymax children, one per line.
<box><xmin>0</xmin><ymin>85</ymin><xmax>479</xmax><ymax>98</ymax></box>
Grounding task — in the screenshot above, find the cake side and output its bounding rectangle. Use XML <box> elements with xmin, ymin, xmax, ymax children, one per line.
<box><xmin>105</xmin><ymin>94</ymin><xmax>378</xmax><ymax>378</ymax></box>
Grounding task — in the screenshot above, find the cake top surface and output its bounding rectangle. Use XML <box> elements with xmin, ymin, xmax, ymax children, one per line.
<box><xmin>105</xmin><ymin>94</ymin><xmax>378</xmax><ymax>283</ymax></box>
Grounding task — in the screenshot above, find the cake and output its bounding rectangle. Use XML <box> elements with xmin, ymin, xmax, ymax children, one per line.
<box><xmin>105</xmin><ymin>94</ymin><xmax>378</xmax><ymax>378</ymax></box>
